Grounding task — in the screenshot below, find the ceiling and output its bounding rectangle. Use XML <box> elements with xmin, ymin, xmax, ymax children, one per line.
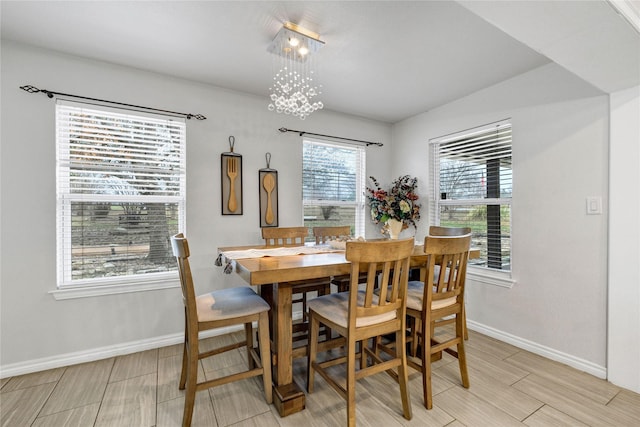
<box><xmin>2</xmin><ymin>1</ymin><xmax>639</xmax><ymax>123</ymax></box>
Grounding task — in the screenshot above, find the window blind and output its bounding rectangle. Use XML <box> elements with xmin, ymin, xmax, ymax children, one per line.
<box><xmin>56</xmin><ymin>100</ymin><xmax>186</xmax><ymax>287</ymax></box>
<box><xmin>430</xmin><ymin>120</ymin><xmax>512</xmax><ymax>271</ymax></box>
<box><xmin>302</xmin><ymin>139</ymin><xmax>366</xmax><ymax>237</ymax></box>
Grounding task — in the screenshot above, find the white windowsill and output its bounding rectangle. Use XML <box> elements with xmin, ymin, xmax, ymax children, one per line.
<box><xmin>467</xmin><ymin>267</ymin><xmax>515</xmax><ymax>288</ymax></box>
<box><xmin>50</xmin><ymin>275</ymin><xmax>180</xmax><ymax>300</ymax></box>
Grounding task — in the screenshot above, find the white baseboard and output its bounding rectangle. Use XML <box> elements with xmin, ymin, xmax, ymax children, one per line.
<box><xmin>467</xmin><ymin>320</ymin><xmax>607</xmax><ymax>379</ymax></box>
<box><xmin>0</xmin><ymin>312</ymin><xmax>308</xmax><ymax>379</ymax></box>
<box><xmin>4</xmin><ymin>311</ymin><xmax>604</xmax><ymax>381</ymax></box>
<box><xmin>0</xmin><ymin>325</ymin><xmax>243</xmax><ymax>379</ymax></box>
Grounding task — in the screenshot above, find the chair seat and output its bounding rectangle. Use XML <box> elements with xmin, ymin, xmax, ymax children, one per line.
<box><xmin>197</xmin><ymin>287</ymin><xmax>270</xmax><ymax>323</ymax></box>
<box><xmin>406</xmin><ymin>281</ymin><xmax>456</xmax><ymax>311</ymax></box>
<box><xmin>307</xmin><ymin>291</ymin><xmax>397</xmax><ymax>328</ymax></box>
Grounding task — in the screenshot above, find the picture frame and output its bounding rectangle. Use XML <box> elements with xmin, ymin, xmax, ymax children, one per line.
<box><xmin>221</xmin><ymin>152</ymin><xmax>243</xmax><ymax>215</ymax></box>
<box><xmin>259</xmin><ymin>169</ymin><xmax>278</xmax><ymax>227</ymax></box>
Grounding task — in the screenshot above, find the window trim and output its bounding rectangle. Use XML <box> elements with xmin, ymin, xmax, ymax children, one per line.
<box><xmin>302</xmin><ymin>138</ymin><xmax>366</xmax><ymax>237</ymax></box>
<box><xmin>467</xmin><ymin>266</ymin><xmax>515</xmax><ymax>288</ymax></box>
<box><xmin>55</xmin><ymin>100</ymin><xmax>186</xmax><ymax>296</ymax></box>
<box><xmin>50</xmin><ymin>273</ymin><xmax>180</xmax><ymax>300</ymax></box>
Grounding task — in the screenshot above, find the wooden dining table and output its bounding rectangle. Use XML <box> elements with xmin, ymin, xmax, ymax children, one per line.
<box><xmin>217</xmin><ymin>242</ymin><xmax>480</xmax><ymax>416</ymax></box>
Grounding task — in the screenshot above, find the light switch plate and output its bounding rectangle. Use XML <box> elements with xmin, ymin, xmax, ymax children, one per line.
<box><xmin>586</xmin><ymin>197</ymin><xmax>602</xmax><ymax>215</ymax></box>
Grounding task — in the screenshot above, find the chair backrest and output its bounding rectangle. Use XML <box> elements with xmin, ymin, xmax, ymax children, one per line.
<box><xmin>313</xmin><ymin>226</ymin><xmax>351</xmax><ymax>244</ymax></box>
<box><xmin>345</xmin><ymin>238</ymin><xmax>415</xmax><ymax>328</ymax></box>
<box><xmin>170</xmin><ymin>233</ymin><xmax>197</xmax><ymax>322</ymax></box>
<box><xmin>422</xmin><ymin>234</ymin><xmax>471</xmax><ymax>308</ymax></box>
<box><xmin>429</xmin><ymin>226</ymin><xmax>471</xmax><ymax>236</ymax></box>
<box><xmin>262</xmin><ymin>226</ymin><xmax>309</xmax><ymax>246</ymax></box>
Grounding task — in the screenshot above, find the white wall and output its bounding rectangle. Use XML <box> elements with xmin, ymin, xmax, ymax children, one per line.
<box><xmin>608</xmin><ymin>85</ymin><xmax>640</xmax><ymax>393</ymax></box>
<box><xmin>0</xmin><ymin>41</ymin><xmax>392</xmax><ymax>374</ymax></box>
<box><xmin>2</xmin><ymin>41</ymin><xmax>632</xmax><ymax>388</ymax></box>
<box><xmin>393</xmin><ymin>63</ymin><xmax>610</xmax><ymax>375</ymax></box>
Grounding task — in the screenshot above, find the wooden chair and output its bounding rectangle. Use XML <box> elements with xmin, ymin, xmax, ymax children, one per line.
<box><xmin>429</xmin><ymin>226</ymin><xmax>471</xmax><ymax>339</ymax></box>
<box><xmin>406</xmin><ymin>233</ymin><xmax>471</xmax><ymax>409</ymax></box>
<box><xmin>312</xmin><ymin>225</ymin><xmax>351</xmax><ymax>245</ymax></box>
<box><xmin>262</xmin><ymin>226</ymin><xmax>310</xmax><ymax>247</ymax></box>
<box><xmin>429</xmin><ymin>226</ymin><xmax>471</xmax><ymax>237</ymax></box>
<box><xmin>170</xmin><ymin>234</ymin><xmax>272</xmax><ymax>427</ymax></box>
<box><xmin>261</xmin><ymin>227</ymin><xmax>331</xmax><ymax>338</ymax></box>
<box><xmin>307</xmin><ymin>238</ymin><xmax>414</xmax><ymax>427</ymax></box>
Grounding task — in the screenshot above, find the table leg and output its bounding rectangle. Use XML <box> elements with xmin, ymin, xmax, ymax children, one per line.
<box><xmin>272</xmin><ymin>282</ymin><xmax>305</xmax><ymax>416</ymax></box>
<box><xmin>258</xmin><ymin>283</ymin><xmax>274</xmax><ymax>344</ymax></box>
<box><xmin>273</xmin><ymin>282</ymin><xmax>293</xmax><ymax>384</ymax></box>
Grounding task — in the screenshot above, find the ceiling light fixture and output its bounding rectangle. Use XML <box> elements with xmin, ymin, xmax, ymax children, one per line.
<box><xmin>288</xmin><ymin>37</ymin><xmax>300</xmax><ymax>47</ymax></box>
<box><xmin>267</xmin><ymin>22</ymin><xmax>324</xmax><ymax>120</ymax></box>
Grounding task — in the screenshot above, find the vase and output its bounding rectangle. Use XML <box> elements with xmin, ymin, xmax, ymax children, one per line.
<box><xmin>386</xmin><ymin>218</ymin><xmax>403</xmax><ymax>239</ymax></box>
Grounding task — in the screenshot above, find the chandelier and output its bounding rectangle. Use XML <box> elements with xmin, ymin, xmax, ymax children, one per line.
<box><xmin>267</xmin><ymin>22</ymin><xmax>324</xmax><ymax>120</ymax></box>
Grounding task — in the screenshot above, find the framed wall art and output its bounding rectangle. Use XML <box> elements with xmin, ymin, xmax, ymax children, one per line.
<box><xmin>259</xmin><ymin>153</ymin><xmax>278</xmax><ymax>227</ymax></box>
<box><xmin>221</xmin><ymin>136</ymin><xmax>243</xmax><ymax>215</ymax></box>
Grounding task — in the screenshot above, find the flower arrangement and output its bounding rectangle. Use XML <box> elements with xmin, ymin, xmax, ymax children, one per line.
<box><xmin>366</xmin><ymin>175</ymin><xmax>421</xmax><ymax>230</ymax></box>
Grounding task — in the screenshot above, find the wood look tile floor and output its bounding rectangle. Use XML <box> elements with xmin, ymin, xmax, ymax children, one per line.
<box><xmin>2</xmin><ymin>328</ymin><xmax>639</xmax><ymax>427</ymax></box>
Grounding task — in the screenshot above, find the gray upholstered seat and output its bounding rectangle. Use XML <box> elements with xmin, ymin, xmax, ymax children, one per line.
<box><xmin>196</xmin><ymin>287</ymin><xmax>270</xmax><ymax>322</ymax></box>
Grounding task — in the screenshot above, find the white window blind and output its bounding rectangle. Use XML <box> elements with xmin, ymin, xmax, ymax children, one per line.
<box><xmin>430</xmin><ymin>120</ymin><xmax>512</xmax><ymax>271</ymax></box>
<box><xmin>302</xmin><ymin>139</ymin><xmax>366</xmax><ymax>238</ymax></box>
<box><xmin>56</xmin><ymin>100</ymin><xmax>186</xmax><ymax>288</ymax></box>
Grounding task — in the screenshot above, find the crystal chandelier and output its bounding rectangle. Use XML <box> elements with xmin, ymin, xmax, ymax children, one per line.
<box><xmin>267</xmin><ymin>22</ymin><xmax>324</xmax><ymax>120</ymax></box>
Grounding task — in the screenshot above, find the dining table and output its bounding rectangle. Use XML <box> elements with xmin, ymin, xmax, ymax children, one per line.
<box><xmin>217</xmin><ymin>241</ymin><xmax>480</xmax><ymax>417</ymax></box>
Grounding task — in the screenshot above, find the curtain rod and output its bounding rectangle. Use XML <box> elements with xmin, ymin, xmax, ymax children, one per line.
<box><xmin>19</xmin><ymin>85</ymin><xmax>206</xmax><ymax>120</ymax></box>
<box><xmin>278</xmin><ymin>127</ymin><xmax>383</xmax><ymax>147</ymax></box>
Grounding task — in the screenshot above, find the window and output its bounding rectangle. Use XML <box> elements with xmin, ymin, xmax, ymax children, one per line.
<box><xmin>430</xmin><ymin>120</ymin><xmax>512</xmax><ymax>274</ymax></box>
<box><xmin>56</xmin><ymin>101</ymin><xmax>186</xmax><ymax>293</ymax></box>
<box><xmin>302</xmin><ymin>139</ymin><xmax>366</xmax><ymax>238</ymax></box>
